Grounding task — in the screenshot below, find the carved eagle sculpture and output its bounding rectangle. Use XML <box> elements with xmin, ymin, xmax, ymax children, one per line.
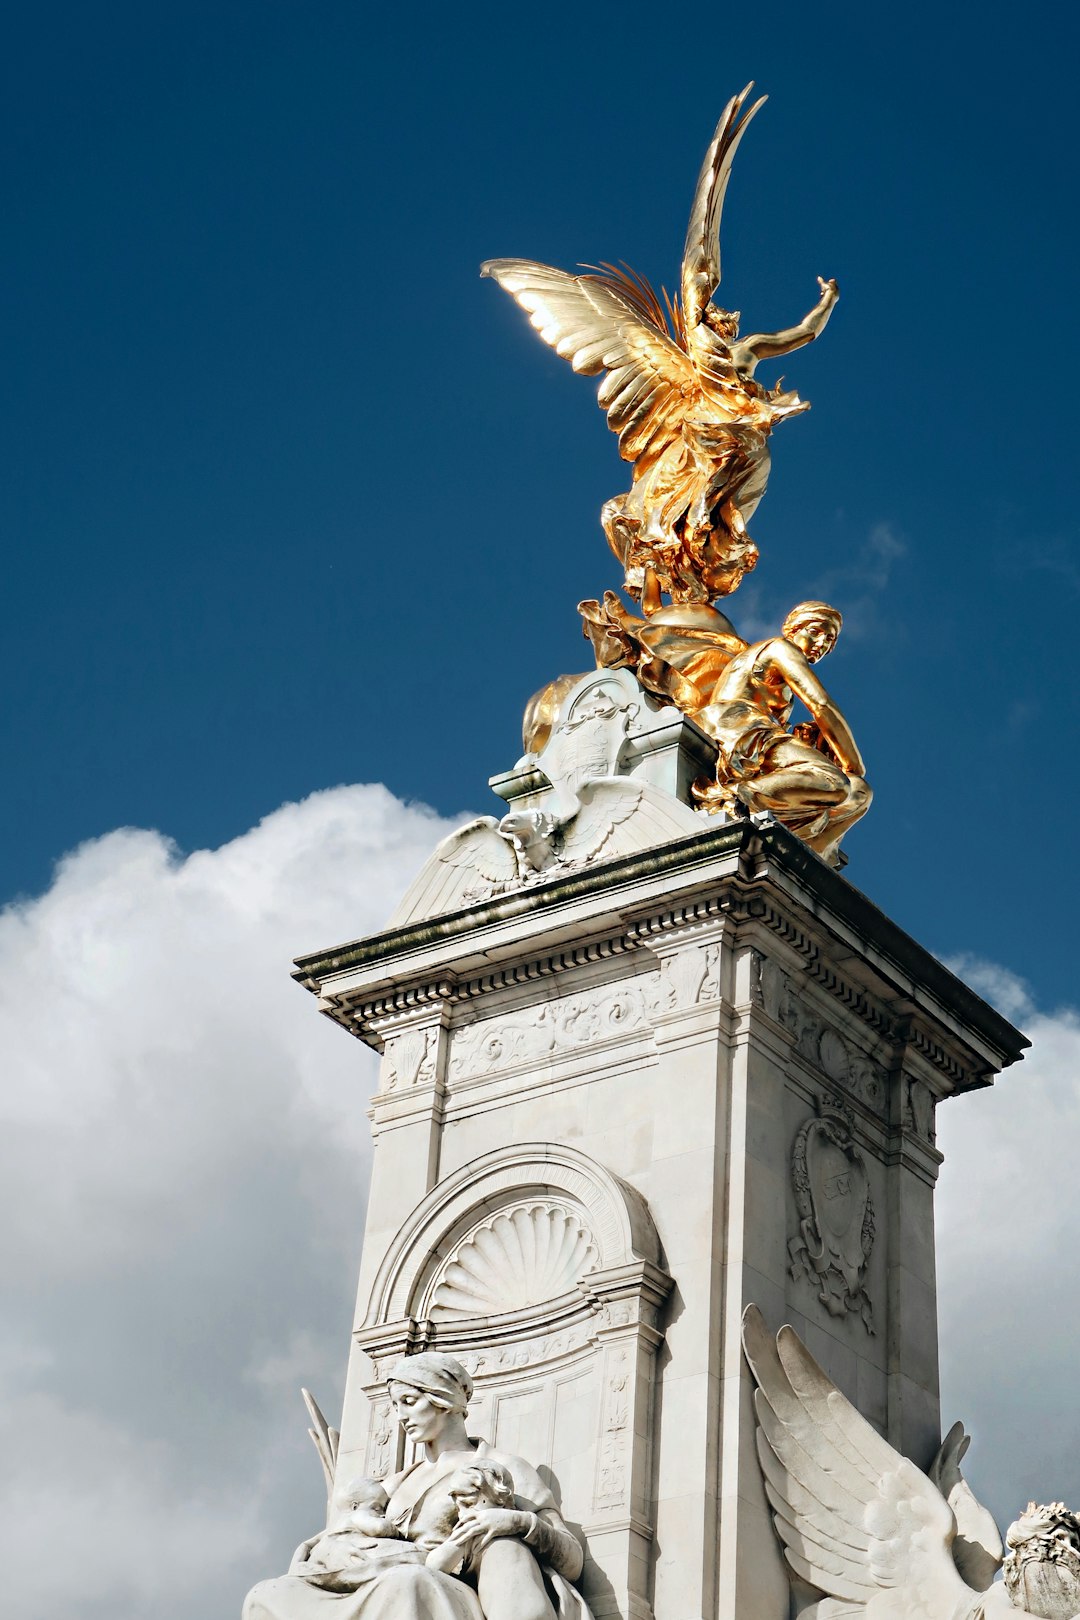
<box><xmin>741</xmin><ymin>1305</ymin><xmax>1080</xmax><ymax>1620</ymax></box>
<box><xmin>482</xmin><ymin>85</ymin><xmax>839</xmax><ymax>606</ymax></box>
<box><xmin>434</xmin><ymin>778</ymin><xmax>643</xmax><ymax>903</ymax></box>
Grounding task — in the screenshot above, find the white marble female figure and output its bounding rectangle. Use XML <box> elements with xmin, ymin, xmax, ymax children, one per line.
<box><xmin>242</xmin><ymin>1352</ymin><xmax>591</xmax><ymax>1620</ymax></box>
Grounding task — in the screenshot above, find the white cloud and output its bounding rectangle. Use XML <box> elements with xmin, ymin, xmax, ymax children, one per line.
<box><xmin>1</xmin><ymin>785</ymin><xmax>1076</xmax><ymax>1616</ymax></box>
<box><xmin>936</xmin><ymin>958</ymin><xmax>1080</xmax><ymax>1530</ymax></box>
<box><xmin>0</xmin><ymin>784</ymin><xmax>465</xmax><ymax>1620</ymax></box>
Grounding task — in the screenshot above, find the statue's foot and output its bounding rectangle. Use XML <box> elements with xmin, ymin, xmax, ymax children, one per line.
<box><xmin>692</xmin><ymin>775</ymin><xmax>747</xmax><ymax>820</ymax></box>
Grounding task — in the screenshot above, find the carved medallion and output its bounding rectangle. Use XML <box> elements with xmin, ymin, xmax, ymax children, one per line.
<box><xmin>537</xmin><ymin>675</ymin><xmax>639</xmax><ymax>795</ymax></box>
<box><xmin>788</xmin><ymin>1100</ymin><xmax>875</xmax><ymax>1332</ymax></box>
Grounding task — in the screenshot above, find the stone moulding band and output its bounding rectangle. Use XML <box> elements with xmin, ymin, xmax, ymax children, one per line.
<box><xmin>337</xmin><ymin>899</ymin><xmax>731</xmax><ymax>1043</ymax></box>
<box><xmin>326</xmin><ymin>921</ymin><xmax>1012</xmax><ymax>1107</ymax></box>
<box><xmin>294</xmin><ymin>822</ymin><xmax>1026</xmax><ymax>1090</ymax></box>
<box><xmin>292</xmin><ymin>820</ymin><xmax>749</xmax><ymax>986</ymax></box>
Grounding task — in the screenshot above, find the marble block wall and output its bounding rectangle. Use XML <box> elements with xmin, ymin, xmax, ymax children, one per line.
<box><xmin>294</xmin><ymin>817</ymin><xmax>1025</xmax><ymax>1620</ymax></box>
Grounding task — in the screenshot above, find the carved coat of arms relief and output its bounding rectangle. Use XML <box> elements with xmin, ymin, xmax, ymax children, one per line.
<box><xmin>788</xmin><ymin>1100</ymin><xmax>875</xmax><ymax>1332</ymax></box>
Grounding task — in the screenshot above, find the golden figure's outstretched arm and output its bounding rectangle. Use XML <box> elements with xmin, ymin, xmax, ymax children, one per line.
<box><xmin>731</xmin><ymin>277</ymin><xmax>839</xmax><ymax>375</ymax></box>
<box><xmin>681</xmin><ymin>84</ymin><xmax>767</xmax><ymax>330</ymax></box>
<box><xmin>480</xmin><ymin>259</ymin><xmax>698</xmax><ymax>465</ymax></box>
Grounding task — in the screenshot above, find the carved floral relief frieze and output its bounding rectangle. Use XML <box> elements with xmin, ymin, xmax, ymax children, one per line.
<box><xmin>446</xmin><ymin>942</ymin><xmax>722</xmax><ymax>1084</ymax></box>
<box><xmin>594</xmin><ymin>1345</ymin><xmax>632</xmax><ymax>1509</ymax></box>
<box><xmin>446</xmin><ymin>983</ymin><xmax>647</xmax><ymax>1081</ymax></box>
<box><xmin>365</xmin><ymin>1325</ymin><xmax>600</xmax><ymax>1387</ymax></box>
<box><xmin>789</xmin><ymin>1099</ymin><xmax>875</xmax><ymax>1333</ymax></box>
<box><xmin>363</xmin><ymin>1298</ymin><xmax>650</xmax><ymax>1391</ymax></box>
<box><xmin>364</xmin><ymin>1395</ymin><xmax>395</xmax><ymax>1478</ymax></box>
<box><xmin>442</xmin><ymin>1312</ymin><xmax>634</xmax><ymax>1380</ymax></box>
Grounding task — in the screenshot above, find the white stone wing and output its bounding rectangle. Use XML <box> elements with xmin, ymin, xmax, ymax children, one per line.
<box><xmin>563</xmin><ymin>779</ymin><xmax>643</xmax><ymax>864</ymax></box>
<box><xmin>386</xmin><ymin>783</ymin><xmax>703</xmax><ymax>928</ymax></box>
<box><xmin>386</xmin><ymin>817</ymin><xmax>517</xmax><ymax>923</ymax></box>
<box><xmin>435</xmin><ymin>818</ymin><xmax>518</xmax><ymax>885</ymax></box>
<box><xmin>301</xmin><ymin>1387</ymin><xmax>339</xmax><ymax>1500</ymax></box>
<box><xmin>480</xmin><ymin>258</ymin><xmax>699</xmax><ymax>466</ymax></box>
<box><xmin>681</xmin><ymin>84</ymin><xmax>766</xmax><ymax>330</ymax></box>
<box><xmin>742</xmin><ymin>1305</ymin><xmax>979</xmax><ymax>1620</ymax></box>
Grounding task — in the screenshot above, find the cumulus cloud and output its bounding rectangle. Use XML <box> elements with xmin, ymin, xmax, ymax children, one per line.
<box><xmin>936</xmin><ymin>958</ymin><xmax>1080</xmax><ymax>1529</ymax></box>
<box><xmin>0</xmin><ymin>785</ymin><xmax>465</xmax><ymax>1620</ymax></box>
<box><xmin>1</xmin><ymin>783</ymin><xmax>1076</xmax><ymax>1618</ymax></box>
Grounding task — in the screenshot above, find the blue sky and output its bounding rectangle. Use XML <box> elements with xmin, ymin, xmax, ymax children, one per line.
<box><xmin>3</xmin><ymin>7</ymin><xmax>1080</xmax><ymax>1614</ymax></box>
<box><xmin>2</xmin><ymin>2</ymin><xmax>1078</xmax><ymax>1002</ymax></box>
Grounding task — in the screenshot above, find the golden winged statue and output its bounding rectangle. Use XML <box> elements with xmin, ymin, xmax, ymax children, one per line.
<box><xmin>482</xmin><ymin>84</ymin><xmax>838</xmax><ymax>605</ymax></box>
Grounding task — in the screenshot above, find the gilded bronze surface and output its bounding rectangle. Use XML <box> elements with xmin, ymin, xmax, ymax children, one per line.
<box><xmin>483</xmin><ymin>84</ymin><xmax>837</xmax><ymax>604</ymax></box>
<box><xmin>484</xmin><ymin>86</ymin><xmax>868</xmax><ymax>863</ymax></box>
<box><xmin>579</xmin><ymin>588</ymin><xmax>870</xmax><ymax>866</ymax></box>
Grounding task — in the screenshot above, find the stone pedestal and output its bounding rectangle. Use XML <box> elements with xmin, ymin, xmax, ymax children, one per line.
<box><xmin>292</xmin><ymin>682</ymin><xmax>1025</xmax><ymax>1620</ymax></box>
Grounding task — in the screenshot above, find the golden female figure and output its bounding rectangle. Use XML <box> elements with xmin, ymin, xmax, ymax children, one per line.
<box><xmin>483</xmin><ymin>85</ymin><xmax>838</xmax><ymax>604</ymax></box>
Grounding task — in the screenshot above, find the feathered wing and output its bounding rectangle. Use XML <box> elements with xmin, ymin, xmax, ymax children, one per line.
<box><xmin>564</xmin><ymin>779</ymin><xmax>642</xmax><ymax>864</ymax></box>
<box><xmin>385</xmin><ymin>818</ymin><xmax>521</xmax><ymax>925</ymax></box>
<box><xmin>681</xmin><ymin>83</ymin><xmax>767</xmax><ymax>330</ymax></box>
<box><xmin>742</xmin><ymin>1306</ymin><xmax>980</xmax><ymax>1620</ymax></box>
<box><xmin>434</xmin><ymin>817</ymin><xmax>519</xmax><ymax>886</ymax></box>
<box><xmin>481</xmin><ymin>259</ymin><xmax>698</xmax><ymax>466</ymax></box>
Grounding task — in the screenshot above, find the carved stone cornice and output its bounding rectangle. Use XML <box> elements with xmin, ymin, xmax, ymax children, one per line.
<box><xmin>326</xmin><ymin>899</ymin><xmax>732</xmax><ymax>1049</ymax></box>
<box><xmin>294</xmin><ymin>821</ymin><xmax>751</xmax><ymax>986</ymax></box>
<box><xmin>295</xmin><ymin>820</ymin><xmax>1027</xmax><ymax>1090</ymax></box>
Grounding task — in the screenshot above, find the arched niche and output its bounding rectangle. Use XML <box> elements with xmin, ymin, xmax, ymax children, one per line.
<box><xmin>352</xmin><ymin>1143</ymin><xmax>672</xmax><ymax>1620</ymax></box>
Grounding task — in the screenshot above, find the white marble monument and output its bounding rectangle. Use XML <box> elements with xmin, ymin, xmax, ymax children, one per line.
<box><xmin>244</xmin><ymin>670</ymin><xmax>1028</xmax><ymax>1620</ymax></box>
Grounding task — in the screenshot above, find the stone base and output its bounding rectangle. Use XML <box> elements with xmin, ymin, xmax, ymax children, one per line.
<box><xmin>295</xmin><ymin>812</ymin><xmax>1025</xmax><ymax>1620</ymax></box>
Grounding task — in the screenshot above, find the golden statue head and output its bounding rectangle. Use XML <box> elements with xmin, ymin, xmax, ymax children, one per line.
<box><xmin>781</xmin><ymin>601</ymin><xmax>842</xmax><ymax>663</ymax></box>
<box><xmin>703</xmin><ymin>303</ymin><xmax>740</xmax><ymax>342</ymax></box>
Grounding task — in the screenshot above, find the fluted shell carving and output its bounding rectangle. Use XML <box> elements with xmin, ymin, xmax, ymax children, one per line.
<box><xmin>428</xmin><ymin>1202</ymin><xmax>599</xmax><ymax>1320</ymax></box>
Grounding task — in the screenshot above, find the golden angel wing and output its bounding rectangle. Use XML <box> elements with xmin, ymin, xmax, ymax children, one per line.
<box><xmin>481</xmin><ymin>258</ymin><xmax>698</xmax><ymax>465</ymax></box>
<box><xmin>681</xmin><ymin>84</ymin><xmax>767</xmax><ymax>331</ymax></box>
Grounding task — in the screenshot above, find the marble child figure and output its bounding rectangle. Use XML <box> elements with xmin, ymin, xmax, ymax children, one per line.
<box><xmin>288</xmin><ymin>1477</ymin><xmax>414</xmax><ymax>1593</ymax></box>
<box><xmin>417</xmin><ymin>1461</ymin><xmax>518</xmax><ymax>1573</ymax></box>
<box><xmin>242</xmin><ymin>1351</ymin><xmax>592</xmax><ymax>1620</ymax></box>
